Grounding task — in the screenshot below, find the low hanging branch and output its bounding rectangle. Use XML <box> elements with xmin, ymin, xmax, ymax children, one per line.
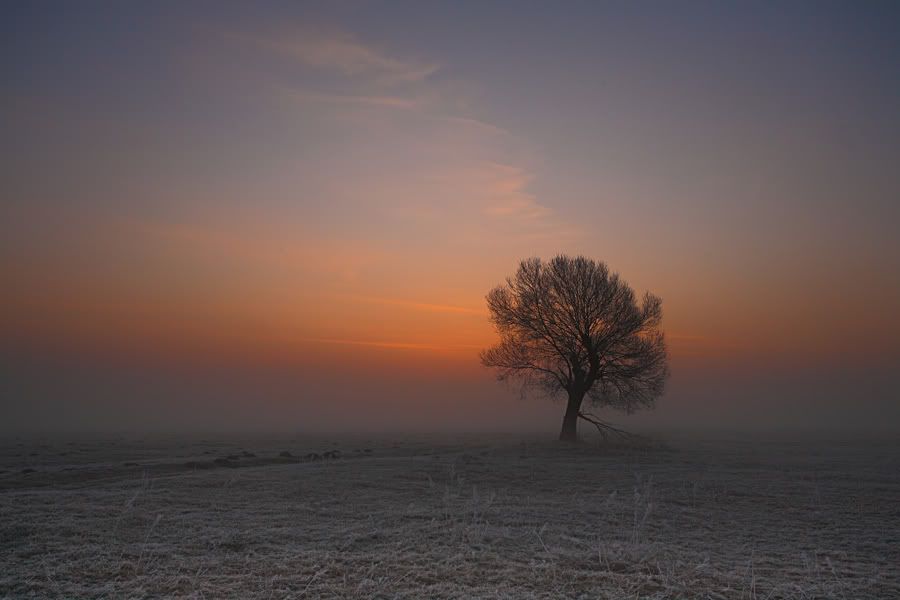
<box><xmin>577</xmin><ymin>411</ymin><xmax>637</xmax><ymax>441</ymax></box>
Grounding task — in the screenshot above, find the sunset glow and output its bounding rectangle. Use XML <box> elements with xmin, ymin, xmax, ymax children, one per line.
<box><xmin>3</xmin><ymin>3</ymin><xmax>899</xmax><ymax>432</ymax></box>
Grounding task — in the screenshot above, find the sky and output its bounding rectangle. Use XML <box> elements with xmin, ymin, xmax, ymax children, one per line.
<box><xmin>2</xmin><ymin>1</ymin><xmax>899</xmax><ymax>433</ymax></box>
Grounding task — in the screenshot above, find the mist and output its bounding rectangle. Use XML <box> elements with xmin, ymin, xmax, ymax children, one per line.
<box><xmin>4</xmin><ymin>341</ymin><xmax>898</xmax><ymax>435</ymax></box>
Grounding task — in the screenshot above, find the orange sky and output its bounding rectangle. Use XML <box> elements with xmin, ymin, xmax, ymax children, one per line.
<box><xmin>5</xmin><ymin>206</ymin><xmax>896</xmax><ymax>374</ymax></box>
<box><xmin>3</xmin><ymin>4</ymin><xmax>900</xmax><ymax>432</ymax></box>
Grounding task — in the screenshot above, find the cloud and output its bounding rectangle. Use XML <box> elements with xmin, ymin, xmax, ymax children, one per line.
<box><xmin>439</xmin><ymin>116</ymin><xmax>512</xmax><ymax>138</ymax></box>
<box><xmin>427</xmin><ymin>161</ymin><xmax>556</xmax><ymax>223</ymax></box>
<box><xmin>478</xmin><ymin>162</ymin><xmax>553</xmax><ymax>221</ymax></box>
<box><xmin>348</xmin><ymin>295</ymin><xmax>486</xmax><ymax>316</ymax></box>
<box><xmin>289</xmin><ymin>90</ymin><xmax>419</xmax><ymax>110</ymax></box>
<box><xmin>236</xmin><ymin>30</ymin><xmax>438</xmax><ymax>83</ymax></box>
<box><xmin>231</xmin><ymin>28</ymin><xmax>489</xmax><ymax>120</ymax></box>
<box><xmin>228</xmin><ymin>26</ymin><xmax>578</xmax><ymax>243</ymax></box>
<box><xmin>300</xmin><ymin>338</ymin><xmax>480</xmax><ymax>352</ymax></box>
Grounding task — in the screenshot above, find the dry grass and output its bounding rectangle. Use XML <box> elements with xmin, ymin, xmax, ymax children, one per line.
<box><xmin>1</xmin><ymin>433</ymin><xmax>898</xmax><ymax>598</ymax></box>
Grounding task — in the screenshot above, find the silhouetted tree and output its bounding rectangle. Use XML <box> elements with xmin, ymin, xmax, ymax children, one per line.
<box><xmin>480</xmin><ymin>256</ymin><xmax>669</xmax><ymax>441</ymax></box>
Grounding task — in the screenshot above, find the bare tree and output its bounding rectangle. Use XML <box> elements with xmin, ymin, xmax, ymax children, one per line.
<box><xmin>480</xmin><ymin>256</ymin><xmax>669</xmax><ymax>441</ymax></box>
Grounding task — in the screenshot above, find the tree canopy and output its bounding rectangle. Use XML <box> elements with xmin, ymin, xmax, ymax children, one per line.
<box><xmin>480</xmin><ymin>255</ymin><xmax>669</xmax><ymax>441</ymax></box>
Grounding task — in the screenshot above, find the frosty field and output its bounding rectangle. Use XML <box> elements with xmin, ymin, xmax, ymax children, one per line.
<box><xmin>1</xmin><ymin>433</ymin><xmax>897</xmax><ymax>599</ymax></box>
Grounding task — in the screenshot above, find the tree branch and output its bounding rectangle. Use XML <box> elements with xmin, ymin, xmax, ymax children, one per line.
<box><xmin>577</xmin><ymin>411</ymin><xmax>636</xmax><ymax>441</ymax></box>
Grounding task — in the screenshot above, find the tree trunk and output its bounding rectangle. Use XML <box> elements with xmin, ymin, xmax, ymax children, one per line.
<box><xmin>559</xmin><ymin>390</ymin><xmax>584</xmax><ymax>442</ymax></box>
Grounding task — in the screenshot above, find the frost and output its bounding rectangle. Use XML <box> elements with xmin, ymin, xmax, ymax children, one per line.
<box><xmin>1</xmin><ymin>434</ymin><xmax>897</xmax><ymax>598</ymax></box>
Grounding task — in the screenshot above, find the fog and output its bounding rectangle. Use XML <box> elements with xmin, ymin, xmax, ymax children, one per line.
<box><xmin>4</xmin><ymin>343</ymin><xmax>898</xmax><ymax>435</ymax></box>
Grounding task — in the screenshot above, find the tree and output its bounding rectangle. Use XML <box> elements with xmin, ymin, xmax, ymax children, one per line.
<box><xmin>480</xmin><ymin>255</ymin><xmax>669</xmax><ymax>442</ymax></box>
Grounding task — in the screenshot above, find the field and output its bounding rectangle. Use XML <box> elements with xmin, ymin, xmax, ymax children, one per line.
<box><xmin>1</xmin><ymin>432</ymin><xmax>898</xmax><ymax>599</ymax></box>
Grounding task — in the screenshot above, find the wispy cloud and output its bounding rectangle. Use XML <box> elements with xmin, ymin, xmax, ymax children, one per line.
<box><xmin>439</xmin><ymin>116</ymin><xmax>512</xmax><ymax>138</ymax></box>
<box><xmin>229</xmin><ymin>26</ymin><xmax>577</xmax><ymax>242</ymax></box>
<box><xmin>302</xmin><ymin>338</ymin><xmax>481</xmax><ymax>351</ymax></box>
<box><xmin>479</xmin><ymin>162</ymin><xmax>553</xmax><ymax>221</ymax></box>
<box><xmin>289</xmin><ymin>90</ymin><xmax>419</xmax><ymax>110</ymax></box>
<box><xmin>416</xmin><ymin>160</ymin><xmax>579</xmax><ymax>243</ymax></box>
<box><xmin>235</xmin><ymin>30</ymin><xmax>438</xmax><ymax>83</ymax></box>
<box><xmin>349</xmin><ymin>295</ymin><xmax>486</xmax><ymax>316</ymax></box>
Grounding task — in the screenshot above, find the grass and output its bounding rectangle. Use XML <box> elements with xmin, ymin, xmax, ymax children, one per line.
<box><xmin>1</xmin><ymin>433</ymin><xmax>898</xmax><ymax>598</ymax></box>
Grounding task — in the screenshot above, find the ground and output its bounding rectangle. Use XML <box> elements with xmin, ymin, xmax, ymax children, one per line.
<box><xmin>1</xmin><ymin>432</ymin><xmax>898</xmax><ymax>599</ymax></box>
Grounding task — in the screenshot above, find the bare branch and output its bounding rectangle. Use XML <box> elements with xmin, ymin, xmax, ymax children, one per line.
<box><xmin>577</xmin><ymin>411</ymin><xmax>638</xmax><ymax>440</ymax></box>
<box><xmin>480</xmin><ymin>255</ymin><xmax>669</xmax><ymax>438</ymax></box>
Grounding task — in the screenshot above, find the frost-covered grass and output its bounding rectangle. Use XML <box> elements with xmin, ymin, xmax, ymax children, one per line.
<box><xmin>1</xmin><ymin>433</ymin><xmax>898</xmax><ymax>598</ymax></box>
